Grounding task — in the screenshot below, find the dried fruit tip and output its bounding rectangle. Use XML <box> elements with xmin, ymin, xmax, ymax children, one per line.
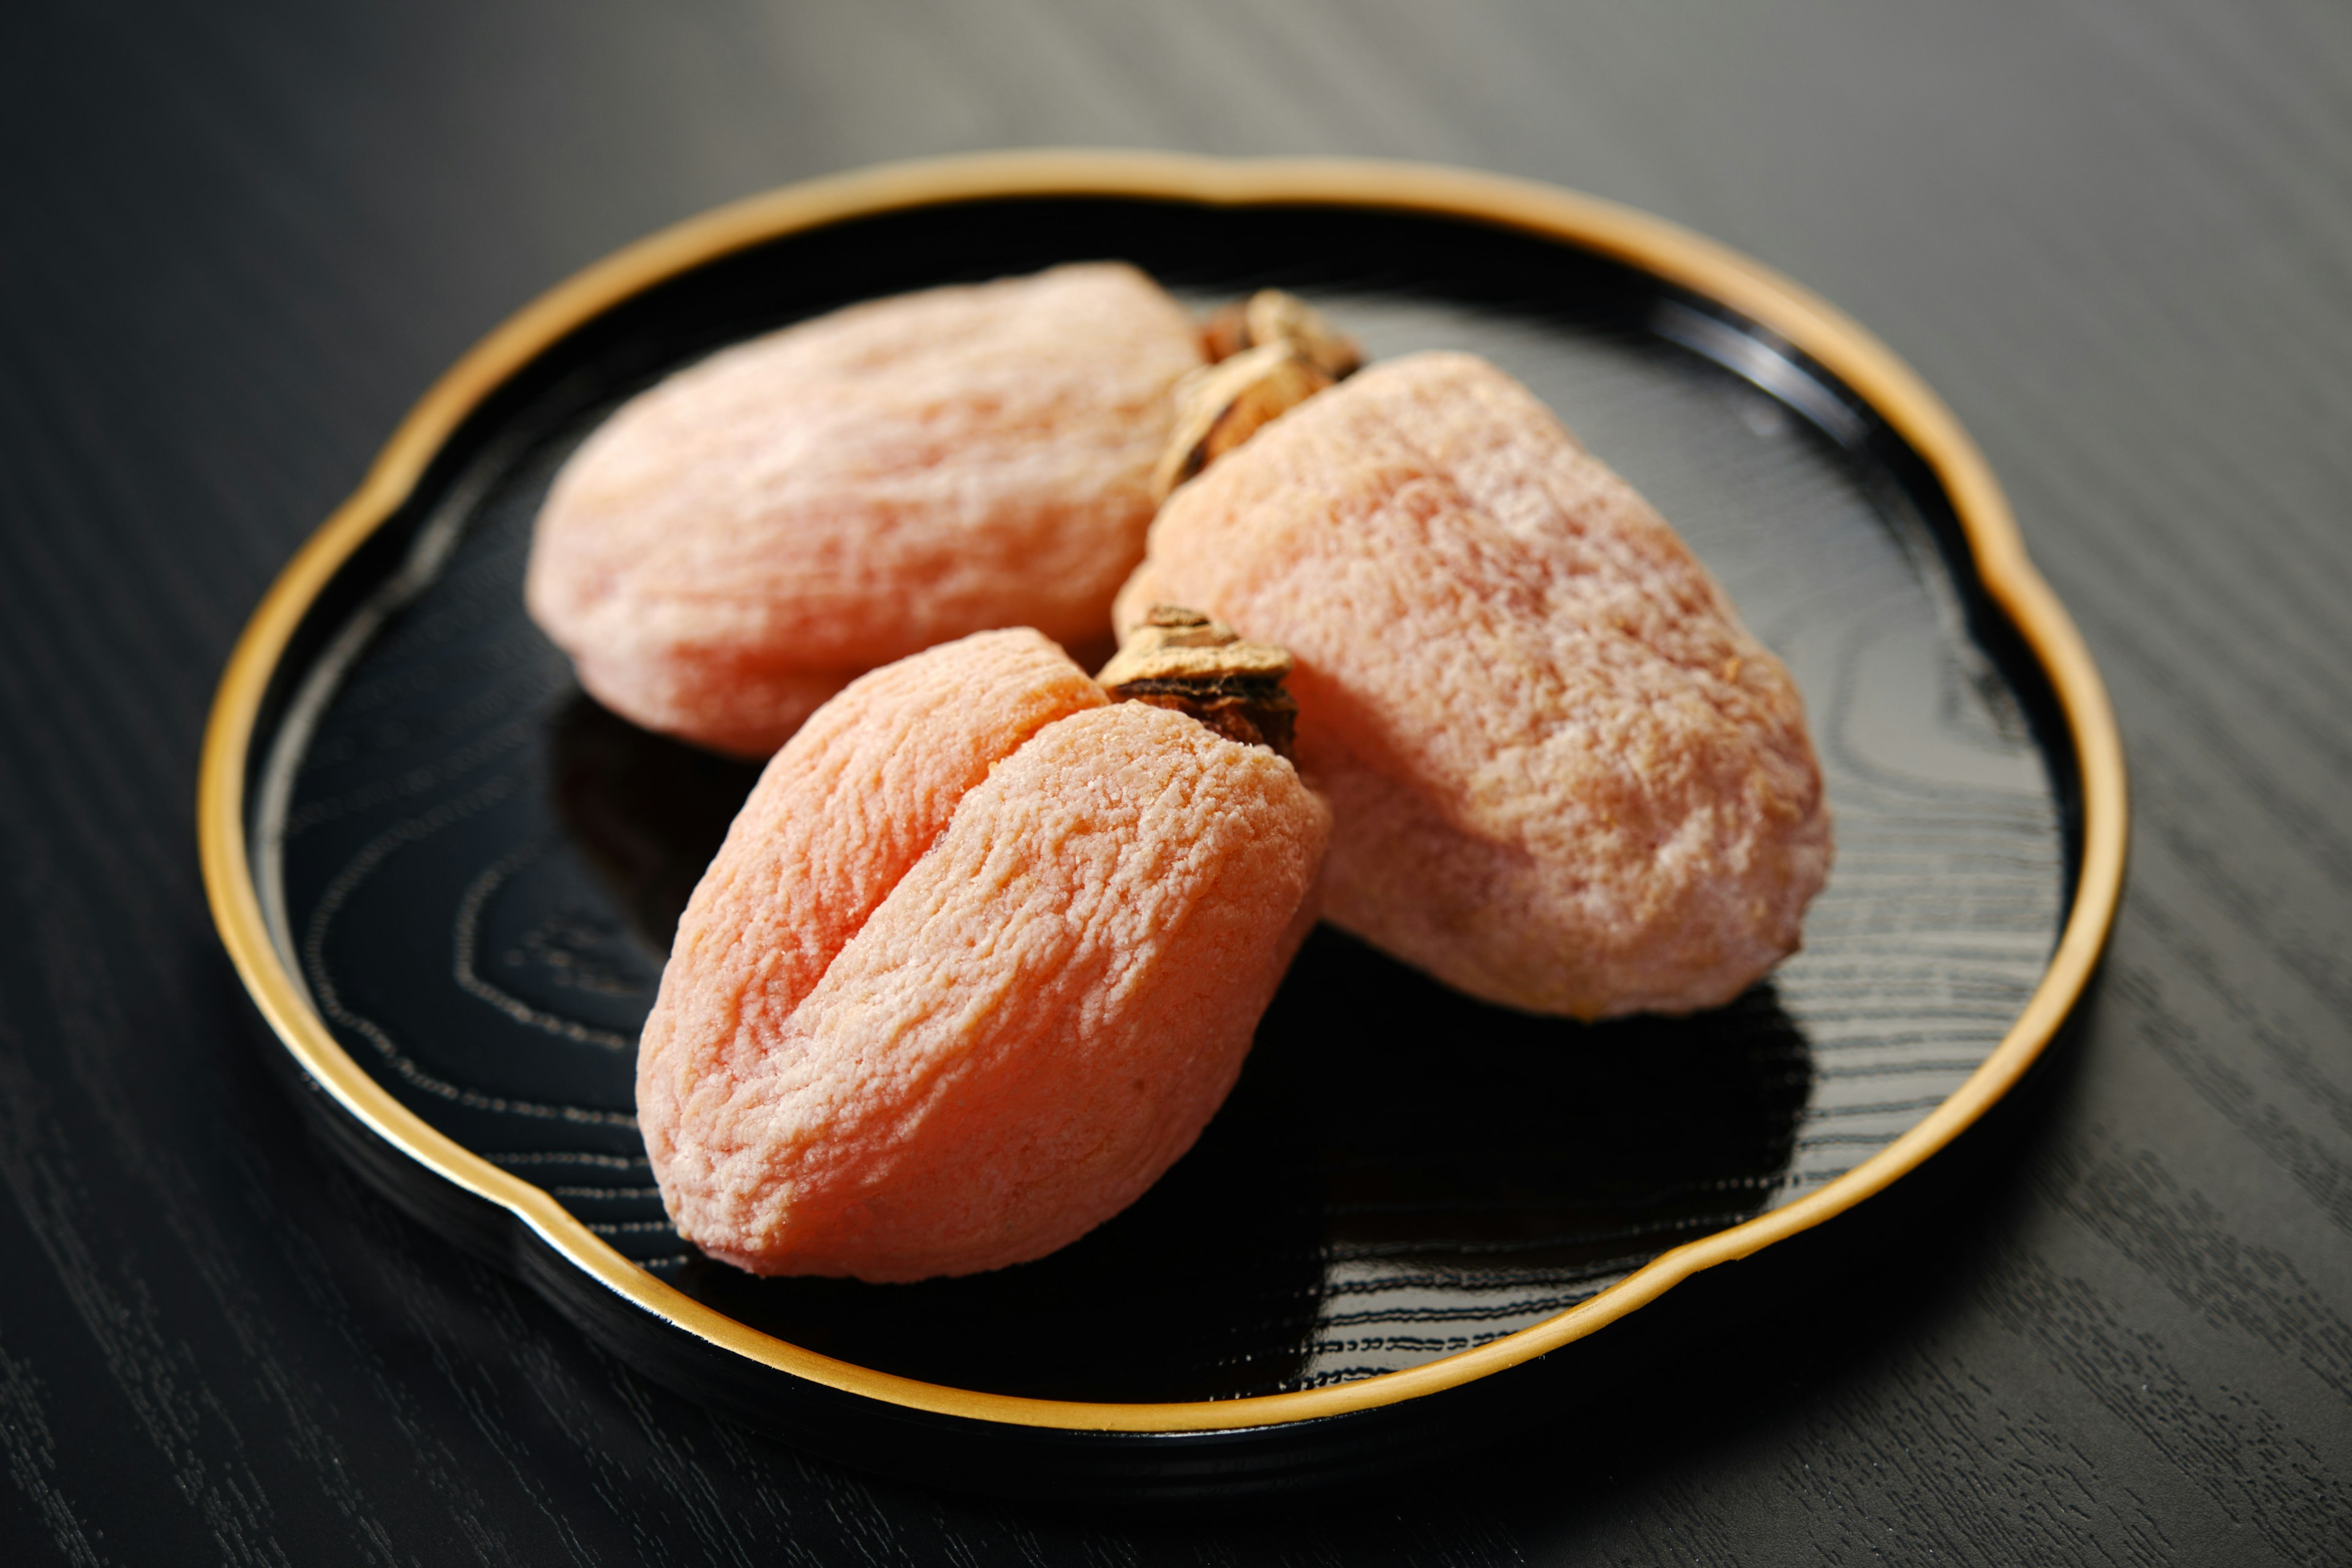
<box><xmin>1202</xmin><ymin>290</ymin><xmax>1364</xmax><ymax>380</ymax></box>
<box><xmin>1099</xmin><ymin>606</ymin><xmax>1298</xmax><ymax>760</ymax></box>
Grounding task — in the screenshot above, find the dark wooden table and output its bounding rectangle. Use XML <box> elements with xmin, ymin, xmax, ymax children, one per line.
<box><xmin>5</xmin><ymin>1</ymin><xmax>2348</xmax><ymax>1561</ymax></box>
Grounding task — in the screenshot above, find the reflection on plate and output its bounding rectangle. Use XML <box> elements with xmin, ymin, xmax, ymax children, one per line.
<box><xmin>205</xmin><ymin>153</ymin><xmax>2124</xmax><ymax>1498</ymax></box>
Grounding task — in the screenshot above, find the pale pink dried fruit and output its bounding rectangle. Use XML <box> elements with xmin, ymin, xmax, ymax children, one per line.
<box><xmin>526</xmin><ymin>263</ymin><xmax>1206</xmax><ymax>758</ymax></box>
<box><xmin>638</xmin><ymin>628</ymin><xmax>1330</xmax><ymax>1281</ymax></box>
<box><xmin>1118</xmin><ymin>352</ymin><xmax>1832</xmax><ymax>1020</ymax></box>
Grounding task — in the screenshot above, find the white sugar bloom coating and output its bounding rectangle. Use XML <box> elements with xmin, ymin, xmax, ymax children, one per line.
<box><xmin>1118</xmin><ymin>351</ymin><xmax>1833</xmax><ymax>1019</ymax></box>
<box><xmin>526</xmin><ymin>263</ymin><xmax>1206</xmax><ymax>757</ymax></box>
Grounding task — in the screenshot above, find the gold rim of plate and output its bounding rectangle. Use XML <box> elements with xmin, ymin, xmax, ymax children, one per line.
<box><xmin>197</xmin><ymin>150</ymin><xmax>2130</xmax><ymax>1436</ymax></box>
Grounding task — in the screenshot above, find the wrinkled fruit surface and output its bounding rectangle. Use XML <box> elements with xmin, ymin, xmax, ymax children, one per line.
<box><xmin>1119</xmin><ymin>352</ymin><xmax>1833</xmax><ymax>1019</ymax></box>
<box><xmin>526</xmin><ymin>263</ymin><xmax>1205</xmax><ymax>758</ymax></box>
<box><xmin>638</xmin><ymin>629</ymin><xmax>1331</xmax><ymax>1281</ymax></box>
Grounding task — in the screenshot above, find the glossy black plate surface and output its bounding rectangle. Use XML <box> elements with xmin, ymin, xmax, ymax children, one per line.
<box><xmin>230</xmin><ymin>175</ymin><xmax>2083</xmax><ymax>1485</ymax></box>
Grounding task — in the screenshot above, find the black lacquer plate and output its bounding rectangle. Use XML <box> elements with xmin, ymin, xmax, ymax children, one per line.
<box><xmin>206</xmin><ymin>156</ymin><xmax>2118</xmax><ymax>1499</ymax></box>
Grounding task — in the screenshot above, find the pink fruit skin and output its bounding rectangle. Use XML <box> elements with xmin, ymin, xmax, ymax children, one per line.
<box><xmin>1119</xmin><ymin>352</ymin><xmax>1832</xmax><ymax>1020</ymax></box>
<box><xmin>638</xmin><ymin>629</ymin><xmax>1331</xmax><ymax>1281</ymax></box>
<box><xmin>526</xmin><ymin>263</ymin><xmax>1205</xmax><ymax>758</ymax></box>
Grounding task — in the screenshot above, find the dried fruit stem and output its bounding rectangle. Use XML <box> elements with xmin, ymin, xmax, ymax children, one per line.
<box><xmin>1152</xmin><ymin>292</ymin><xmax>1366</xmax><ymax>504</ymax></box>
<box><xmin>1152</xmin><ymin>345</ymin><xmax>1334</xmax><ymax>503</ymax></box>
<box><xmin>1202</xmin><ymin>290</ymin><xmax>1364</xmax><ymax>379</ymax></box>
<box><xmin>1099</xmin><ymin>606</ymin><xmax>1299</xmax><ymax>759</ymax></box>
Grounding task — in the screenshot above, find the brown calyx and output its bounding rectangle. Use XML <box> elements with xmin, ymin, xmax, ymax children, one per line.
<box><xmin>1098</xmin><ymin>606</ymin><xmax>1298</xmax><ymax>760</ymax></box>
<box><xmin>1150</xmin><ymin>345</ymin><xmax>1334</xmax><ymax>503</ymax></box>
<box><xmin>1152</xmin><ymin>291</ymin><xmax>1365</xmax><ymax>504</ymax></box>
<box><xmin>1201</xmin><ymin>290</ymin><xmax>1364</xmax><ymax>379</ymax></box>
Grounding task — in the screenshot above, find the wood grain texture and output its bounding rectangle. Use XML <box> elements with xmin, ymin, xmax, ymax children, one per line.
<box><xmin>1</xmin><ymin>0</ymin><xmax>2348</xmax><ymax>1560</ymax></box>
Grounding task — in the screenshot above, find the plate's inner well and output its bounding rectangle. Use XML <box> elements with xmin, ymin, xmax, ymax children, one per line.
<box><xmin>255</xmin><ymin>200</ymin><xmax>2064</xmax><ymax>1403</ymax></box>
